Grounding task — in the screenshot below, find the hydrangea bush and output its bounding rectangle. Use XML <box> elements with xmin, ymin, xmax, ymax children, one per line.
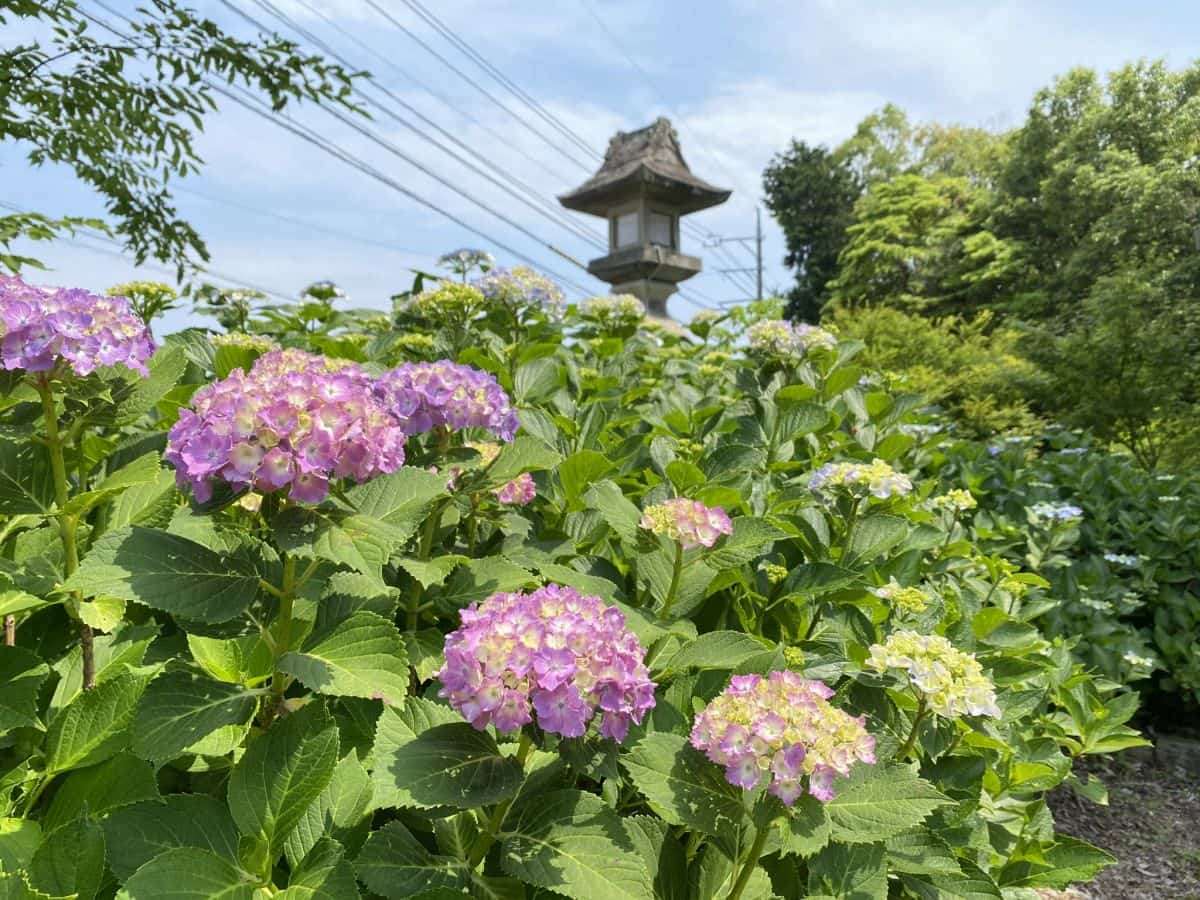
<box><xmin>0</xmin><ymin>272</ymin><xmax>1145</xmax><ymax>900</ymax></box>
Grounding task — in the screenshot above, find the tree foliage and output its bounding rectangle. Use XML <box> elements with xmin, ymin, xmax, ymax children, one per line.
<box><xmin>0</xmin><ymin>0</ymin><xmax>360</xmax><ymax>275</ymax></box>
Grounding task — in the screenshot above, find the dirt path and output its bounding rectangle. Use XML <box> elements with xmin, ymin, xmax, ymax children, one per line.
<box><xmin>1047</xmin><ymin>740</ymin><xmax>1200</xmax><ymax>899</ymax></box>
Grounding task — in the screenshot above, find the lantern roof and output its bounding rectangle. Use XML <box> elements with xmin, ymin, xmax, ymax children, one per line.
<box><xmin>558</xmin><ymin>117</ymin><xmax>731</xmax><ymax>216</ymax></box>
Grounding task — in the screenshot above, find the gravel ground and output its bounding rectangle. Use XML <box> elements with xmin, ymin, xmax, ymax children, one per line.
<box><xmin>1047</xmin><ymin>740</ymin><xmax>1200</xmax><ymax>900</ymax></box>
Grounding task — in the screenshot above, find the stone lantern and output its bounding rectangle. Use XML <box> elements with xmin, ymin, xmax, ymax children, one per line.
<box><xmin>558</xmin><ymin>117</ymin><xmax>731</xmax><ymax>319</ymax></box>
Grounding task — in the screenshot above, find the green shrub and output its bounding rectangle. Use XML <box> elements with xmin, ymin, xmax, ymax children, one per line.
<box><xmin>829</xmin><ymin>305</ymin><xmax>1046</xmax><ymax>435</ymax></box>
<box><xmin>0</xmin><ymin>273</ymin><xmax>1138</xmax><ymax>898</ymax></box>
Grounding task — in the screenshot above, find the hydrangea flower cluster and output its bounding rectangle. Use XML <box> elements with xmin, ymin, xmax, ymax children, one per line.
<box><xmin>1030</xmin><ymin>502</ymin><xmax>1084</xmax><ymax>523</ymax></box>
<box><xmin>872</xmin><ymin>579</ymin><xmax>930</xmax><ymax>613</ymax></box>
<box><xmin>809</xmin><ymin>459</ymin><xmax>913</xmax><ymax>500</ymax></box>
<box><xmin>582</xmin><ymin>293</ymin><xmax>645</xmax><ymax>325</ymax></box>
<box><xmin>475</xmin><ymin>266</ymin><xmax>565</xmax><ymax>315</ymax></box>
<box><xmin>437</xmin><ymin>584</ymin><xmax>657</xmax><ymax>741</ymax></box>
<box><xmin>211</xmin><ymin>332</ymin><xmax>278</xmax><ymax>353</ymax></box>
<box><xmin>747</xmin><ymin>319</ymin><xmax>837</xmax><ymax>356</ymax></box>
<box><xmin>640</xmin><ymin>498</ymin><xmax>733</xmax><ymax>550</ymax></box>
<box><xmin>376</xmin><ymin>361</ymin><xmax>520</xmax><ymax>441</ymax></box>
<box><xmin>407</xmin><ymin>283</ymin><xmax>485</xmax><ymax>320</ymax></box>
<box><xmin>166</xmin><ymin>349</ymin><xmax>407</xmax><ymax>504</ymax></box>
<box><xmin>931</xmin><ymin>489</ymin><xmax>977</xmax><ymax>512</ymax></box>
<box><xmin>690</xmin><ymin>671</ymin><xmax>876</xmax><ymax>804</ymax></box>
<box><xmin>866</xmin><ymin>631</ymin><xmax>1001</xmax><ymax>719</ymax></box>
<box><xmin>0</xmin><ymin>275</ymin><xmax>156</xmax><ymax>377</ymax></box>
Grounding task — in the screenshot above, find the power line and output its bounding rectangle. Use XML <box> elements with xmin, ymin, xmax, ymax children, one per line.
<box><xmin>223</xmin><ymin>0</ymin><xmax>606</xmax><ymax>252</ymax></box>
<box><xmin>359</xmin><ymin>0</ymin><xmax>594</xmax><ymax>173</ymax></box>
<box><xmin>396</xmin><ymin>0</ymin><xmax>602</xmax><ymax>163</ymax></box>
<box><xmin>81</xmin><ymin>0</ymin><xmax>598</xmax><ymax>298</ymax></box>
<box><xmin>281</xmin><ymin>0</ymin><xmax>593</xmax><ymax>233</ymax></box>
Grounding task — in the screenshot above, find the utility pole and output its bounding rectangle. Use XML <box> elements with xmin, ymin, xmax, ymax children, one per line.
<box><xmin>755</xmin><ymin>206</ymin><xmax>763</xmax><ymax>302</ymax></box>
<box><xmin>708</xmin><ymin>208</ymin><xmax>764</xmax><ymax>303</ymax></box>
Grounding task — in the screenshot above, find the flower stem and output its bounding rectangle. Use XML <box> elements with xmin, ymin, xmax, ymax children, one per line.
<box><xmin>660</xmin><ymin>542</ymin><xmax>684</xmax><ymax>620</ymax></box>
<box><xmin>726</xmin><ymin>823</ymin><xmax>770</xmax><ymax>900</ymax></box>
<box><xmin>265</xmin><ymin>555</ymin><xmax>297</xmax><ymax>725</ymax></box>
<box><xmin>898</xmin><ymin>695</ymin><xmax>928</xmax><ymax>760</ymax></box>
<box><xmin>407</xmin><ymin>500</ymin><xmax>445</xmax><ymax>631</ymax></box>
<box><xmin>466</xmin><ymin>733</ymin><xmax>534</xmax><ymax>867</ymax></box>
<box><xmin>37</xmin><ymin>378</ymin><xmax>92</xmax><ymax>689</ymax></box>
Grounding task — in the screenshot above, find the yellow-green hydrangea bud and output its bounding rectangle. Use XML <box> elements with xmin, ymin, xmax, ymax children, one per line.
<box><xmin>761</xmin><ymin>563</ymin><xmax>789</xmax><ymax>584</ymax></box>
<box><xmin>211</xmin><ymin>332</ymin><xmax>278</xmax><ymax>353</ymax></box>
<box><xmin>872</xmin><ymin>579</ymin><xmax>930</xmax><ymax>613</ymax></box>
<box><xmin>409</xmin><ymin>283</ymin><xmax>484</xmax><ymax>319</ymax></box>
<box><xmin>931</xmin><ymin>489</ymin><xmax>977</xmax><ymax>513</ymax></box>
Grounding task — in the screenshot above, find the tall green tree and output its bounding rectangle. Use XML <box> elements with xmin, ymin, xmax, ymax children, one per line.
<box><xmin>0</xmin><ymin>0</ymin><xmax>360</xmax><ymax>276</ymax></box>
<box><xmin>762</xmin><ymin>141</ymin><xmax>861</xmax><ymax>321</ymax></box>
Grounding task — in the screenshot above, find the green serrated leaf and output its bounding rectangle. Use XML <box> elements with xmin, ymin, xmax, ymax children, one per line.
<box><xmin>279</xmin><ymin>612</ymin><xmax>409</xmax><ymax>705</ymax></box>
<box><xmin>27</xmin><ymin>817</ymin><xmax>105</xmax><ymax>900</ymax></box>
<box><xmin>0</xmin><ymin>440</ymin><xmax>55</xmax><ymax>516</ymax></box>
<box><xmin>621</xmin><ymin>732</ymin><xmax>744</xmax><ymax>838</ymax></box>
<box><xmin>132</xmin><ymin>670</ymin><xmax>263</xmax><ymax>764</ymax></box>
<box><xmin>583</xmin><ymin>480</ymin><xmax>642</xmax><ymax>545</ymax></box>
<box><xmin>499</xmin><ymin>789</ymin><xmax>655</xmax><ymax>900</ymax></box>
<box><xmin>704</xmin><ymin>517</ymin><xmax>787</xmax><ymax>570</ymax></box>
<box><xmin>44</xmin><ymin>670</ymin><xmax>150</xmax><ymax>775</ymax></box>
<box><xmin>354</xmin><ymin>821</ymin><xmax>469</xmax><ymax>898</ymax></box>
<box><xmin>825</xmin><ymin>764</ymin><xmax>949</xmax><ymax>843</ymax></box>
<box><xmin>371</xmin><ymin>698</ymin><xmax>525</xmax><ymax>810</ymax></box>
<box><xmin>277</xmin><ymin>837</ymin><xmax>360</xmax><ymax>899</ymax></box>
<box><xmin>65</xmin><ymin>527</ymin><xmax>260</xmax><ymax>623</ymax></box>
<box><xmin>807</xmin><ymin>841</ymin><xmax>886</xmax><ymax>900</ymax></box>
<box><xmin>487</xmin><ymin>436</ymin><xmax>561</xmax><ymax>486</ymax></box>
<box><xmin>115</xmin><ymin>847</ymin><xmax>257</xmax><ymax>899</ymax></box>
<box><xmin>42</xmin><ymin>751</ymin><xmax>158</xmax><ymax>833</ymax></box>
<box><xmin>557</xmin><ymin>450</ymin><xmax>614</xmax><ymax>502</ymax></box>
<box><xmin>0</xmin><ymin>819</ymin><xmax>41</xmax><ymax>874</ymax></box>
<box><xmin>226</xmin><ymin>704</ymin><xmax>339</xmax><ymax>855</ymax></box>
<box><xmin>0</xmin><ymin>646</ymin><xmax>50</xmax><ymax>733</ymax></box>
<box><xmin>102</xmin><ymin>795</ymin><xmax>240</xmax><ymax>881</ymax></box>
<box><xmin>658</xmin><ymin>631</ymin><xmax>769</xmax><ymax>674</ymax></box>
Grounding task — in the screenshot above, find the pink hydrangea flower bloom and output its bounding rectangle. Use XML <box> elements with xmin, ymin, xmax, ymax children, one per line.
<box><xmin>0</xmin><ymin>275</ymin><xmax>155</xmax><ymax>376</ymax></box>
<box><xmin>375</xmin><ymin>360</ymin><xmax>520</xmax><ymax>441</ymax></box>
<box><xmin>437</xmin><ymin>584</ymin><xmax>657</xmax><ymax>742</ymax></box>
<box><xmin>494</xmin><ymin>472</ymin><xmax>536</xmax><ymax>506</ymax></box>
<box><xmin>165</xmin><ymin>349</ymin><xmax>407</xmax><ymax>504</ymax></box>
<box><xmin>640</xmin><ymin>498</ymin><xmax>733</xmax><ymax>550</ymax></box>
<box><xmin>690</xmin><ymin>670</ymin><xmax>876</xmax><ymax>805</ymax></box>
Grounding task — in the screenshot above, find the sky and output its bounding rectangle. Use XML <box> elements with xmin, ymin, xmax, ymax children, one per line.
<box><xmin>3</xmin><ymin>0</ymin><xmax>1197</xmax><ymax>333</ymax></box>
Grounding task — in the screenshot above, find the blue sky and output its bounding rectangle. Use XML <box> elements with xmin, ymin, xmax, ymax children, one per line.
<box><xmin>3</xmin><ymin>0</ymin><xmax>1196</xmax><ymax>332</ymax></box>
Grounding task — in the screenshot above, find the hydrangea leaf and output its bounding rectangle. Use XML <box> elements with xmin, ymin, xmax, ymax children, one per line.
<box><xmin>354</xmin><ymin>821</ymin><xmax>469</xmax><ymax>898</ymax></box>
<box><xmin>777</xmin><ymin>794</ymin><xmax>832</xmax><ymax>858</ymax></box>
<box><xmin>807</xmin><ymin>841</ymin><xmax>887</xmax><ymax>900</ymax></box>
<box><xmin>277</xmin><ymin>837</ymin><xmax>359</xmax><ymax>899</ymax></box>
<box><xmin>282</xmin><ymin>753</ymin><xmax>372</xmax><ymax>870</ymax></box>
<box><xmin>826</xmin><ymin>764</ymin><xmax>950</xmax><ymax>843</ymax></box>
<box><xmin>620</xmin><ymin>732</ymin><xmax>744</xmax><ymax>839</ymax></box>
<box><xmin>0</xmin><ymin>440</ymin><xmax>54</xmax><ymax>516</ymax></box>
<box><xmin>0</xmin><ymin>646</ymin><xmax>50</xmax><ymax>734</ymax></box>
<box><xmin>226</xmin><ymin>703</ymin><xmax>339</xmax><ymax>856</ymax></box>
<box><xmin>583</xmin><ymin>480</ymin><xmax>642</xmax><ymax>545</ymax></box>
<box><xmin>370</xmin><ymin>698</ymin><xmax>524</xmax><ymax>810</ymax></box>
<box><xmin>499</xmin><ymin>789</ymin><xmax>655</xmax><ymax>900</ymax></box>
<box><xmin>27</xmin><ymin>817</ymin><xmax>106</xmax><ymax>900</ymax></box>
<box><xmin>101</xmin><ymin>795</ymin><xmax>240</xmax><ymax>881</ymax></box>
<box><xmin>0</xmin><ymin>819</ymin><xmax>41</xmax><ymax>874</ymax></box>
<box><xmin>41</xmin><ymin>751</ymin><xmax>158</xmax><ymax>833</ymax></box>
<box><xmin>557</xmin><ymin>450</ymin><xmax>614</xmax><ymax>503</ymax></box>
<box><xmin>486</xmin><ymin>436</ymin><xmax>561</xmax><ymax>486</ymax></box>
<box><xmin>60</xmin><ymin>451</ymin><xmax>162</xmax><ymax>518</ymax></box>
<box><xmin>704</xmin><ymin>517</ymin><xmax>788</xmax><ymax>570</ymax></box>
<box><xmin>64</xmin><ymin>526</ymin><xmax>260</xmax><ymax>623</ymax></box>
<box><xmin>279</xmin><ymin>611</ymin><xmax>409</xmax><ymax>705</ymax></box>
<box><xmin>656</xmin><ymin>631</ymin><xmax>770</xmax><ymax>675</ymax></box>
<box><xmin>902</xmin><ymin>860</ymin><xmax>1002</xmax><ymax>899</ymax></box>
<box><xmin>998</xmin><ymin>837</ymin><xmax>1116</xmax><ymax>889</ymax></box>
<box><xmin>114</xmin><ymin>847</ymin><xmax>258</xmax><ymax>899</ymax></box>
<box><xmin>843</xmin><ymin>515</ymin><xmax>908</xmax><ymax>567</ymax></box>
<box><xmin>44</xmin><ymin>669</ymin><xmax>150</xmax><ymax>775</ymax></box>
<box><xmin>131</xmin><ymin>670</ymin><xmax>264</xmax><ymax>764</ymax></box>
